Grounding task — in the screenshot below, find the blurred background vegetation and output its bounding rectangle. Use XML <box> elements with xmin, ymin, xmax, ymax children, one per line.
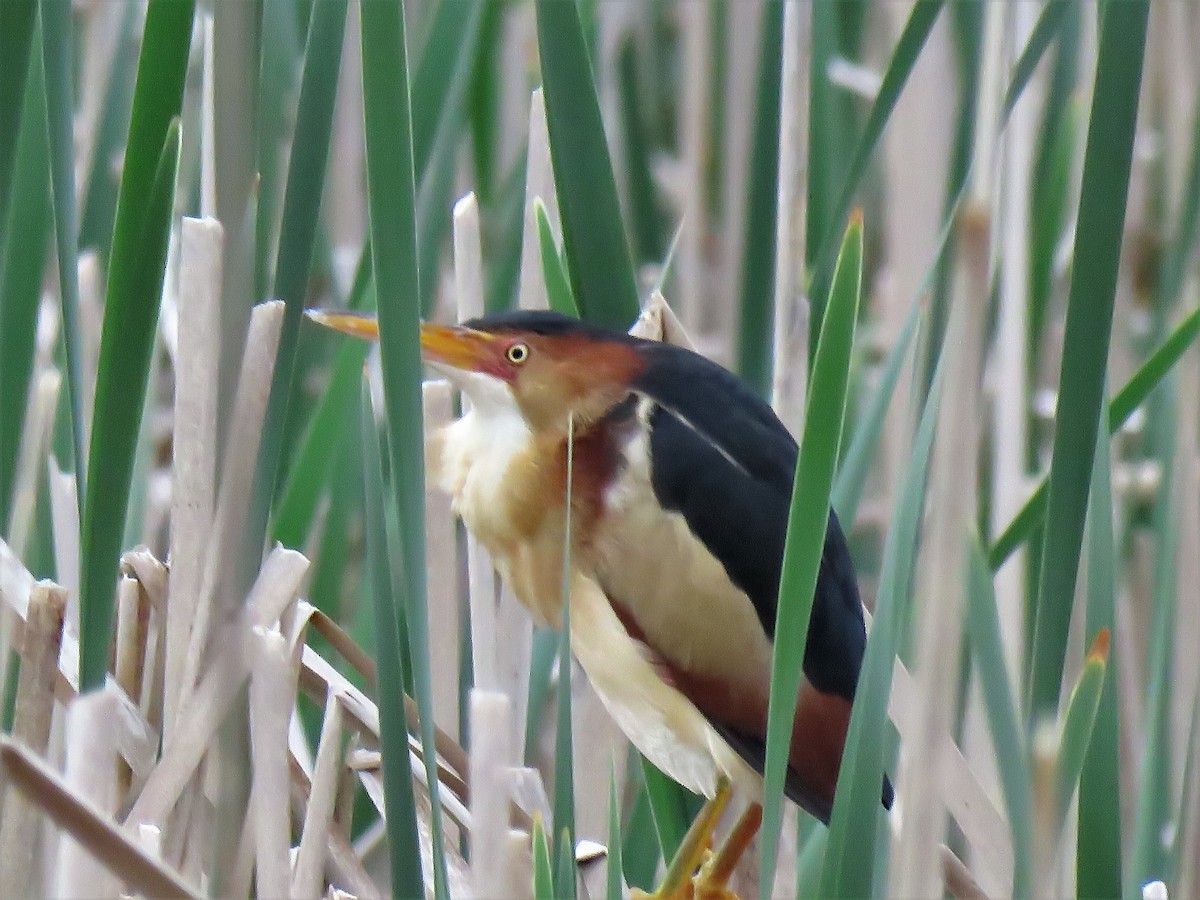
<box><xmin>0</xmin><ymin>0</ymin><xmax>1197</xmax><ymax>898</ymax></box>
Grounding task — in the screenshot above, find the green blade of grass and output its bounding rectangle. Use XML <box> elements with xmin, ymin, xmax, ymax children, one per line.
<box><xmin>533</xmin><ymin>815</ymin><xmax>554</xmax><ymax>900</ymax></box>
<box><xmin>555</xmin><ymin>829</ymin><xmax>576</xmax><ymax>900</ymax></box>
<box><xmin>536</xmin><ymin>199</ymin><xmax>580</xmax><ymax>319</ymax></box>
<box><xmin>81</xmin><ymin>118</ymin><xmax>183</xmax><ymax>687</ymax></box>
<box><xmin>1110</xmin><ymin>306</ymin><xmax>1200</xmax><ymax>430</ymax></box>
<box><xmin>535</xmin><ymin>0</ymin><xmax>639</xmax><ymax>330</ymax></box>
<box><xmin>79</xmin><ymin>0</ymin><xmax>193</xmax><ymax>691</ymax></box>
<box><xmin>524</xmin><ymin>627</ymin><xmax>558</xmax><ymax>760</ymax></box>
<box><xmin>1028</xmin><ymin>4</ymin><xmax>1080</xmax><ymax>427</ymax></box>
<box><xmin>78</xmin><ymin>2</ymin><xmax>139</xmax><ymax>256</ymax></box>
<box><xmin>830</xmin><ymin>300</ymin><xmax>921</xmax><ymax>524</ymax></box>
<box><xmin>1054</xmin><ymin>629</ymin><xmax>1110</xmax><ymax>838</ymax></box>
<box><xmin>254</xmin><ymin>0</ymin><xmax>302</xmax><ymax>301</ymax></box>
<box><xmin>0</xmin><ymin>37</ymin><xmax>51</xmax><ymax>530</ymax></box>
<box><xmin>616</xmin><ymin>37</ymin><xmax>663</xmax><ymax>264</ymax></box>
<box><xmin>820</xmin><ymin>332</ymin><xmax>942</xmax><ymax>899</ymax></box>
<box><xmin>607</xmin><ymin>765</ymin><xmax>624</xmax><ymax>900</ymax></box>
<box><xmin>1152</xmin><ymin>64</ymin><xmax>1200</xmax><ymax>318</ymax></box>
<box><xmin>411</xmin><ymin>0</ymin><xmax>485</xmax><ymax>182</ymax></box>
<box><xmin>805</xmin><ymin>1</ymin><xmax>943</xmax><ymax>344</ymax></box>
<box><xmin>40</xmin><ymin>0</ymin><xmax>85</xmax><ymax>487</ymax></box>
<box><xmin>963</xmin><ymin>540</ymin><xmax>1033</xmax><ymax>900</ymax></box>
<box><xmin>465</xmin><ymin>0</ymin><xmax>505</xmax><ymax>203</ymax></box>
<box><xmin>359</xmin><ymin>0</ymin><xmax>449</xmax><ymax>894</ymax></box>
<box><xmin>1028</xmin><ymin>0</ymin><xmax>1149</xmax><ymax>717</ymax></box>
<box><xmin>244</xmin><ymin>0</ymin><xmax>346</xmax><ymax>585</ymax></box>
<box><xmin>734</xmin><ymin>0</ymin><xmax>783</xmax><ymax>394</ymax></box>
<box><xmin>761</xmin><ymin>213</ymin><xmax>863</xmax><ymax>898</ymax></box>
<box><xmin>989</xmin><ymin>304</ymin><xmax>1200</xmax><ymax>570</ymax></box>
<box><xmin>0</xmin><ymin>0</ymin><xmax>37</xmax><ymax>220</ymax></box>
<box><xmin>639</xmin><ymin>755</ymin><xmax>697</xmax><ymax>866</ymax></box>
<box><xmin>1078</xmin><ymin>416</ymin><xmax>1122</xmax><ymax>897</ymax></box>
<box><xmin>413</xmin><ymin>0</ymin><xmax>486</xmax><ymax>318</ymax></box>
<box><xmin>360</xmin><ymin>378</ymin><xmax>424</xmax><ymax>899</ymax></box>
<box><xmin>795</xmin><ymin>824</ymin><xmax>829</xmax><ymax>897</ymax></box>
<box><xmin>1127</xmin><ymin>376</ymin><xmax>1180</xmax><ymax>895</ymax></box>
<box><xmin>621</xmin><ymin>763</ymin><xmax>663</xmax><ymax>892</ymax></box>
<box><xmin>270</xmin><ymin>337</ymin><xmax>371</xmax><ymax>550</ymax></box>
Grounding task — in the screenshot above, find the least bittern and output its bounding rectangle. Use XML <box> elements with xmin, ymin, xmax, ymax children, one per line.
<box><xmin>312</xmin><ymin>309</ymin><xmax>892</xmax><ymax>898</ymax></box>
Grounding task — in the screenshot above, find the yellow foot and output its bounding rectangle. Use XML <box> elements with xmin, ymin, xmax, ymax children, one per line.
<box><xmin>630</xmin><ymin>778</ymin><xmax>733</xmax><ymax>900</ymax></box>
<box><xmin>692</xmin><ymin>802</ymin><xmax>762</xmax><ymax>900</ymax></box>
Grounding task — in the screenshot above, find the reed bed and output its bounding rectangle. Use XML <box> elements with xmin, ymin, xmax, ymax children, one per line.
<box><xmin>0</xmin><ymin>1</ymin><xmax>1197</xmax><ymax>898</ymax></box>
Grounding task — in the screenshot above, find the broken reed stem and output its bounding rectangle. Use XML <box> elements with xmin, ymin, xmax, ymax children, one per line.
<box><xmin>0</xmin><ymin>581</ymin><xmax>67</xmax><ymax>888</ymax></box>
<box><xmin>470</xmin><ymin>690</ymin><xmax>514</xmax><ymax>899</ymax></box>
<box><xmin>0</xmin><ymin>738</ymin><xmax>200</xmax><ymax>899</ymax></box>
<box><xmin>55</xmin><ymin>691</ymin><xmax>120</xmax><ymax>899</ymax></box>
<box><xmin>249</xmin><ymin>626</ymin><xmax>294</xmax><ymax>899</ymax></box>
<box><xmin>292</xmin><ymin>691</ymin><xmax>345</xmax><ymax>898</ymax></box>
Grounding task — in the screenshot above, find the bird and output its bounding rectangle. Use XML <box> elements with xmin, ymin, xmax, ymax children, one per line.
<box><xmin>310</xmin><ymin>307</ymin><xmax>892</xmax><ymax>897</ymax></box>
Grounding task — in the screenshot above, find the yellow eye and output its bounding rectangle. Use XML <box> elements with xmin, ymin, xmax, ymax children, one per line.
<box><xmin>506</xmin><ymin>342</ymin><xmax>530</xmax><ymax>364</ymax></box>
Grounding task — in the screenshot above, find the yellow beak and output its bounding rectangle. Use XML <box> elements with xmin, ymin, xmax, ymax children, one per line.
<box><xmin>418</xmin><ymin>323</ymin><xmax>498</xmax><ymax>372</ymax></box>
<box><xmin>304</xmin><ymin>309</ymin><xmax>380</xmax><ymax>340</ymax></box>
<box><xmin>306</xmin><ymin>310</ymin><xmax>496</xmax><ymax>373</ymax></box>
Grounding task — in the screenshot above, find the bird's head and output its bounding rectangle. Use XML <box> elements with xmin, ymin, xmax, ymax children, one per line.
<box><xmin>308</xmin><ymin>309</ymin><xmax>645</xmax><ymax>436</ymax></box>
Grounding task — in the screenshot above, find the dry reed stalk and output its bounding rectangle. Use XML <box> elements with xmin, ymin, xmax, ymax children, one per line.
<box><xmin>47</xmin><ymin>459</ymin><xmax>80</xmax><ymax>605</ymax></box>
<box><xmin>1163</xmin><ymin>9</ymin><xmax>1200</xmax><ymax>795</ymax></box>
<box><xmin>887</xmin><ymin>655</ymin><xmax>1012</xmax><ymax>890</ymax></box>
<box><xmin>596</xmin><ymin>4</ymin><xmax>632</xmax><ymax>221</ymax></box>
<box><xmin>1</xmin><ymin>537</ymin><xmax>81</xmax><ymax>699</ymax></box>
<box><xmin>454</xmin><ymin>192</ymin><xmax>504</xmax><ymax>697</ymax></box>
<box><xmin>992</xmin><ymin>0</ymin><xmax>1037</xmax><ymax>687</ymax></box>
<box><xmin>75</xmin><ymin>1</ymin><xmax>127</xmax><ymax>198</ymax></box>
<box><xmin>292</xmin><ymin>692</ymin><xmax>346</xmax><ymax>897</ymax></box>
<box><xmin>122</xmin><ymin>549</ymin><xmax>168</xmax><ymax>729</ymax></box>
<box><xmin>890</xmin><ymin>208</ymin><xmax>990</xmax><ymax>899</ymax></box>
<box><xmin>423</xmin><ymin>379</ymin><xmax>461</xmax><ymax>740</ymax></box>
<box><xmin>227</xmin><ymin>797</ymin><xmax>256</xmax><ymax>899</ymax></box>
<box><xmin>298</xmin><ymin>644</ymin><xmax>469</xmax><ymax>809</ymax></box>
<box><xmin>960</xmin><ymin>9</ymin><xmax>1037</xmax><ymax>891</ymax></box>
<box><xmin>166</xmin><ymin>216</ymin><xmax>223</xmax><ymax>741</ymax></box>
<box><xmin>287</xmin><ymin>748</ymin><xmax>380</xmax><ymax>899</ymax></box>
<box><xmin>1179</xmin><ymin>689</ymin><xmax>1200</xmax><ymax>899</ymax></box>
<box><xmin>716</xmin><ymin>0</ymin><xmax>764</xmax><ymax>356</ymax></box>
<box><xmin>630</xmin><ymin>290</ymin><xmax>693</xmax><ymax>350</ymax></box>
<box><xmin>675</xmin><ymin>0</ymin><xmax>709</xmax><ymax>335</ymax></box>
<box><xmin>113</xmin><ymin>577</ymin><xmax>146</xmax><ymax>719</ymax></box>
<box><xmin>330</xmin><ymin>7</ymin><xmax>366</xmax><ymax>252</ymax></box>
<box><xmin>77</xmin><ymin>251</ymin><xmax>104</xmax><ymax>442</ymax></box>
<box><xmin>0</xmin><ymin>581</ymin><xmax>67</xmax><ymax>888</ymax></box>
<box><xmin>570</xmin><ymin>676</ymin><xmax>626</xmax><ymax>848</ymax></box>
<box><xmin>124</xmin><ymin>546</ymin><xmax>308</xmax><ymax>830</ymax></box>
<box><xmin>179</xmin><ymin>299</ymin><xmax>284</xmax><ymax>706</ymax></box>
<box><xmin>1171</xmin><ymin>337</ymin><xmax>1200</xmax><ymax>779</ymax></box>
<box><xmin>517</xmin><ymin>89</ymin><xmax>558</xmax><ymax>313</ymax></box>
<box><xmin>55</xmin><ymin>690</ymin><xmax>121</xmax><ymax>898</ymax></box>
<box><xmin>249</xmin><ymin>626</ymin><xmax>295</xmax><ymax>897</ymax></box>
<box><xmin>0</xmin><ymin>738</ymin><xmax>199</xmax><ymax>899</ymax></box>
<box><xmin>469</xmin><ymin>691</ymin><xmax>515</xmax><ymax>899</ymax></box>
<box><xmin>6</xmin><ymin>369</ymin><xmax>62</xmax><ymax>559</ymax></box>
<box><xmin>113</xmin><ymin>576</ymin><xmax>144</xmax><ymax>796</ymax></box>
<box><xmin>770</xmin><ymin>0</ymin><xmax>811</xmax><ymax>439</ymax></box>
<box><xmin>199</xmin><ymin>12</ymin><xmax>216</xmax><ymax>221</ymax></box>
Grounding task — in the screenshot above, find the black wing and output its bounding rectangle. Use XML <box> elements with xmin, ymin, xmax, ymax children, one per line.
<box><xmin>633</xmin><ymin>342</ymin><xmax>868</xmax><ymax>704</ymax></box>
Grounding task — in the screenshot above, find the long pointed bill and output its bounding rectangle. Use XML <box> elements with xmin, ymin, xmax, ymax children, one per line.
<box><xmin>307</xmin><ymin>311</ymin><xmax>498</xmax><ymax>374</ymax></box>
<box><xmin>305</xmin><ymin>309</ymin><xmax>381</xmax><ymax>341</ymax></box>
<box><xmin>418</xmin><ymin>323</ymin><xmax>497</xmax><ymax>373</ymax></box>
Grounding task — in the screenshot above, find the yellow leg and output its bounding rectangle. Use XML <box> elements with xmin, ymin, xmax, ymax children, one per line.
<box><xmin>692</xmin><ymin>802</ymin><xmax>762</xmax><ymax>900</ymax></box>
<box><xmin>630</xmin><ymin>777</ymin><xmax>733</xmax><ymax>900</ymax></box>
